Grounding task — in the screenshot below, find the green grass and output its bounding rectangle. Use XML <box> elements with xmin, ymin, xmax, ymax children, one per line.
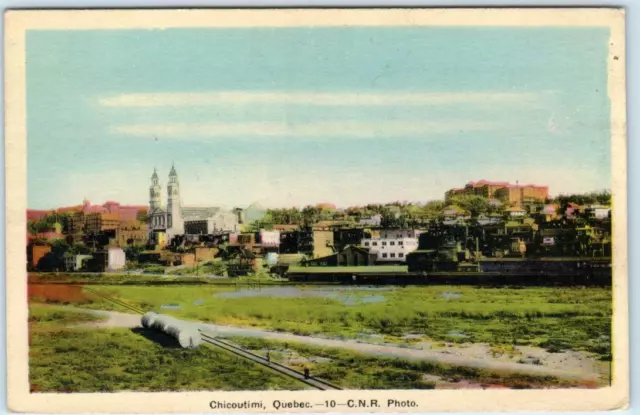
<box><xmin>29</xmin><ymin>304</ymin><xmax>106</xmax><ymax>326</ymax></box>
<box><xmin>28</xmin><ymin>305</ymin><xmax>305</xmax><ymax>392</ymax></box>
<box><xmin>28</xmin><ymin>272</ymin><xmax>289</xmax><ymax>285</ymax></box>
<box><xmin>76</xmin><ymin>285</ymin><xmax>612</xmax><ymax>359</ymax></box>
<box><xmin>289</xmin><ymin>265</ymin><xmax>408</xmax><ymax>273</ymax></box>
<box><xmin>225</xmin><ymin>336</ymin><xmax>585</xmax><ymax>389</ymax></box>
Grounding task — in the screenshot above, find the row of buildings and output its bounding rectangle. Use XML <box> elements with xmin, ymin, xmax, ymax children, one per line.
<box><xmin>26</xmin><ymin>172</ymin><xmax>612</xmax><ymax>276</ymax></box>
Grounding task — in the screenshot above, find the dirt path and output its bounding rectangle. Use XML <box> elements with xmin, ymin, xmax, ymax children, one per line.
<box><xmin>68</xmin><ymin>306</ymin><xmax>606</xmax><ymax>383</ymax></box>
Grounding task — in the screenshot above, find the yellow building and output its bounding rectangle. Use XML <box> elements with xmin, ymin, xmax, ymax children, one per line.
<box><xmin>85</xmin><ymin>212</ymin><xmax>120</xmax><ymax>234</ymax></box>
<box><xmin>116</xmin><ymin>220</ymin><xmax>149</xmax><ymax>247</ymax></box>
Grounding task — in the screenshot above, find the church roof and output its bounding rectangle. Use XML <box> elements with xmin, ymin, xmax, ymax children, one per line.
<box><xmin>181</xmin><ymin>206</ymin><xmax>221</xmax><ymax>220</ymax></box>
<box><xmin>169</xmin><ymin>164</ymin><xmax>178</xmax><ymax>177</ymax></box>
<box><xmin>151</xmin><ymin>168</ymin><xmax>158</xmax><ymax>180</ymax></box>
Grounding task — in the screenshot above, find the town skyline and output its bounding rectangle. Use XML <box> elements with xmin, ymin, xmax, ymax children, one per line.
<box><xmin>27</xmin><ymin>169</ymin><xmax>611</xmax><ymax>212</ymax></box>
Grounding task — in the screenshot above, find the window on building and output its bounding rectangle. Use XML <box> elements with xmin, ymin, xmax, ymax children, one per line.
<box><xmin>372</xmin><ymin>242</ymin><xmax>378</xmax><ymax>246</ymax></box>
<box><xmin>382</xmin><ymin>241</ymin><xmax>387</xmax><ymax>246</ymax></box>
<box><xmin>398</xmin><ymin>241</ymin><xmax>403</xmax><ymax>246</ymax></box>
<box><xmin>382</xmin><ymin>253</ymin><xmax>388</xmax><ymax>258</ymax></box>
<box><xmin>390</xmin><ymin>253</ymin><xmax>396</xmax><ymax>258</ymax></box>
<box><xmin>399</xmin><ymin>253</ymin><xmax>404</xmax><ymax>258</ymax></box>
<box><xmin>390</xmin><ymin>241</ymin><xmax>395</xmax><ymax>245</ymax></box>
<box><xmin>364</xmin><ymin>242</ymin><xmax>370</xmax><ymax>246</ymax></box>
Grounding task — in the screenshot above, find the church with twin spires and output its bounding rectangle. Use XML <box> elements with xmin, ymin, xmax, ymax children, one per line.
<box><xmin>147</xmin><ymin>165</ymin><xmax>239</xmax><ymax>246</ymax></box>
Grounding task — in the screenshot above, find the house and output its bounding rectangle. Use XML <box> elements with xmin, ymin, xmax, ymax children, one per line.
<box><xmin>273</xmin><ymin>224</ymin><xmax>299</xmax><ymax>232</ymax></box>
<box><xmin>194</xmin><ymin>247</ymin><xmax>217</xmax><ymax>262</ymax></box>
<box><xmin>565</xmin><ymin>203</ymin><xmax>582</xmax><ymax>219</ymax></box>
<box><xmin>303</xmin><ymin>245</ymin><xmax>377</xmax><ymax>267</ymax></box>
<box><xmin>227</xmin><ymin>248</ymin><xmax>257</xmax><ymax>277</ymax></box>
<box><xmin>299</xmin><ymin>229</ymin><xmax>334</xmax><ymax>258</ymax></box>
<box><xmin>116</xmin><ymin>220</ymin><xmax>149</xmax><ymax>247</ymax></box>
<box><xmin>405</xmin><ymin>248</ymin><xmax>459</xmax><ymax>272</ymax></box>
<box><xmin>586</xmin><ymin>205</ymin><xmax>611</xmax><ymax>220</ymax></box>
<box><xmin>359</xmin><ymin>214</ymin><xmax>382</xmax><ymax>226</ymax></box>
<box><xmin>443</xmin><ymin>205</ymin><xmax>468</xmax><ymax>219</ymax></box>
<box><xmin>85</xmin><ymin>247</ymin><xmax>126</xmax><ymax>272</ymax></box>
<box><xmin>64</xmin><ymin>254</ymin><xmax>93</xmax><ymax>271</ymax></box>
<box><xmin>539</xmin><ymin>204</ymin><xmax>560</xmax><ymax>222</ymax></box>
<box><xmin>107</xmin><ymin>247</ymin><xmax>126</xmax><ymax>271</ymax></box>
<box><xmin>258</xmin><ymin>230</ymin><xmax>280</xmax><ymax>247</ymax></box>
<box><xmin>27</xmin><ymin>243</ymin><xmax>51</xmax><ymax>269</ymax></box>
<box><xmin>361</xmin><ymin>231</ymin><xmax>420</xmax><ymax>263</ymax></box>
<box><xmin>333</xmin><ymin>228</ymin><xmax>371</xmax><ymax>251</ymax></box>
<box><xmin>477</xmin><ymin>214</ymin><xmax>501</xmax><ymax>226</ymax></box>
<box><xmin>506</xmin><ymin>206</ymin><xmax>527</xmax><ymax>218</ymax></box>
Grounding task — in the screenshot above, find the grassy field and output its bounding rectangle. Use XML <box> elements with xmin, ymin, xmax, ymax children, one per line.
<box><xmin>28</xmin><ymin>305</ymin><xmax>305</xmax><ymax>392</ymax></box>
<box><xmin>64</xmin><ymin>284</ymin><xmax>613</xmax><ymax>360</ymax></box>
<box><xmin>288</xmin><ymin>265</ymin><xmax>408</xmax><ymax>273</ymax></box>
<box><xmin>225</xmin><ymin>336</ymin><xmax>586</xmax><ymax>389</ymax></box>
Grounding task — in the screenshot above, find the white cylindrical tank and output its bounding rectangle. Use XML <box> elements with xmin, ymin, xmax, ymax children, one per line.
<box><xmin>145</xmin><ymin>313</ymin><xmax>202</xmax><ymax>349</ymax></box>
<box><xmin>165</xmin><ymin>322</ymin><xmax>202</xmax><ymax>349</ymax></box>
<box><xmin>151</xmin><ymin>314</ymin><xmax>176</xmax><ymax>331</ymax></box>
<box><xmin>141</xmin><ymin>312</ymin><xmax>159</xmax><ymax>328</ymax></box>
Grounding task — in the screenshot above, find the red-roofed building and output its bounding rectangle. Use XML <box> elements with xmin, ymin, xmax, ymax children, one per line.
<box><xmin>494</xmin><ymin>184</ymin><xmax>549</xmax><ymax>205</ymax></box>
<box><xmin>316</xmin><ymin>202</ymin><xmax>336</xmax><ymax>210</ymax></box>
<box><xmin>26</xmin><ymin>210</ymin><xmax>54</xmax><ymax>221</ymax></box>
<box><xmin>28</xmin><ymin>200</ymin><xmax>148</xmax><ymax>223</ymax></box>
<box><xmin>445</xmin><ymin>180</ymin><xmax>548</xmax><ymax>205</ymax></box>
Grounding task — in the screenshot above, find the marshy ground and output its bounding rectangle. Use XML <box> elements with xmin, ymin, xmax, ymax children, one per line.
<box><xmin>28</xmin><ymin>283</ymin><xmax>611</xmax><ymax>391</ymax></box>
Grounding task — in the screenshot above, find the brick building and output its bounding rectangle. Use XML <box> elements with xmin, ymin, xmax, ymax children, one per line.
<box><xmin>27</xmin><ymin>244</ymin><xmax>51</xmax><ymax>269</ymax></box>
<box><xmin>116</xmin><ymin>220</ymin><xmax>149</xmax><ymax>246</ymax></box>
<box><xmin>85</xmin><ymin>212</ymin><xmax>120</xmax><ymax>234</ymax></box>
<box><xmin>445</xmin><ymin>180</ymin><xmax>549</xmax><ymax>205</ymax></box>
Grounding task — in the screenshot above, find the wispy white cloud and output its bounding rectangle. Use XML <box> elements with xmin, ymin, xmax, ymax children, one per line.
<box><xmin>99</xmin><ymin>90</ymin><xmax>551</xmax><ymax>108</ymax></box>
<box><xmin>111</xmin><ymin>120</ymin><xmax>501</xmax><ymax>139</ymax></box>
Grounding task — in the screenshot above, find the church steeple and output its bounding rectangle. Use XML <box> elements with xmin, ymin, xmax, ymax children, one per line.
<box><xmin>167</xmin><ymin>164</ymin><xmax>180</xmax><ymax>229</ymax></box>
<box><xmin>149</xmin><ymin>168</ymin><xmax>161</xmax><ymax>210</ymax></box>
<box><xmin>151</xmin><ymin>167</ymin><xmax>159</xmax><ymax>185</ymax></box>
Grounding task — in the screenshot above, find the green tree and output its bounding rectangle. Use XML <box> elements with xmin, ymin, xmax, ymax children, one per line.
<box><xmin>301</xmin><ymin>206</ymin><xmax>321</xmax><ymax>227</ymax></box>
<box><xmin>124</xmin><ymin>245</ymin><xmax>145</xmax><ymax>261</ymax></box>
<box><xmin>36</xmin><ymin>239</ymin><xmax>70</xmax><ymax>271</ymax></box>
<box><xmin>449</xmin><ymin>195</ymin><xmax>490</xmax><ymax>218</ymax></box>
<box><xmin>136</xmin><ymin>209</ymin><xmax>149</xmax><ymax>223</ymax></box>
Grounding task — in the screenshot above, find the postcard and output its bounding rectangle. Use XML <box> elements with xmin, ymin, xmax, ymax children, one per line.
<box><xmin>5</xmin><ymin>8</ymin><xmax>628</xmax><ymax>413</ymax></box>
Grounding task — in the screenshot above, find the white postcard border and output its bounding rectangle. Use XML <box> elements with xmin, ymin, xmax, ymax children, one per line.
<box><xmin>5</xmin><ymin>8</ymin><xmax>628</xmax><ymax>413</ymax></box>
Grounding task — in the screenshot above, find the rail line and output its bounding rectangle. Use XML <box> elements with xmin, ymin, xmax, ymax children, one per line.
<box><xmin>81</xmin><ymin>287</ymin><xmax>341</xmax><ymax>390</ymax></box>
<box><xmin>200</xmin><ymin>332</ymin><xmax>341</xmax><ymax>390</ymax></box>
<box><xmin>83</xmin><ymin>286</ymin><xmax>146</xmax><ymax>315</ymax></box>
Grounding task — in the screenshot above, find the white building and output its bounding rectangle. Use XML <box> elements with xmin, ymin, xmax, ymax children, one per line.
<box><xmin>506</xmin><ymin>207</ymin><xmax>527</xmax><ymax>218</ymax></box>
<box><xmin>588</xmin><ymin>205</ymin><xmax>611</xmax><ymax>220</ymax></box>
<box><xmin>359</xmin><ymin>214</ymin><xmax>382</xmax><ymax>226</ymax></box>
<box><xmin>258</xmin><ymin>231</ymin><xmax>281</xmax><ymax>247</ymax></box>
<box><xmin>378</xmin><ymin>229</ymin><xmax>424</xmax><ymax>239</ymax></box>
<box><xmin>64</xmin><ymin>254</ymin><xmax>92</xmax><ymax>272</ymax></box>
<box><xmin>107</xmin><ymin>247</ymin><xmax>126</xmax><ymax>271</ymax></box>
<box><xmin>148</xmin><ymin>165</ymin><xmax>239</xmax><ymax>244</ymax></box>
<box><xmin>361</xmin><ymin>229</ymin><xmax>423</xmax><ymax>262</ymax></box>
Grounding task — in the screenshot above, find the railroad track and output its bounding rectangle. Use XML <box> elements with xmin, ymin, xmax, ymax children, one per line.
<box><xmin>200</xmin><ymin>332</ymin><xmax>341</xmax><ymax>390</ymax></box>
<box><xmin>82</xmin><ymin>287</ymin><xmax>341</xmax><ymax>390</ymax></box>
<box><xmin>83</xmin><ymin>286</ymin><xmax>146</xmax><ymax>314</ymax></box>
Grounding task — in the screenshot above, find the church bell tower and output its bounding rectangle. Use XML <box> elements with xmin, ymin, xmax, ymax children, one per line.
<box><xmin>149</xmin><ymin>168</ymin><xmax>161</xmax><ymax>210</ymax></box>
<box><xmin>167</xmin><ymin>163</ymin><xmax>181</xmax><ymax>232</ymax></box>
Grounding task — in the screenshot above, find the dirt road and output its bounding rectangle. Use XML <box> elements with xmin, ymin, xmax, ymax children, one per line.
<box><xmin>70</xmin><ymin>306</ymin><xmax>605</xmax><ymax>383</ymax></box>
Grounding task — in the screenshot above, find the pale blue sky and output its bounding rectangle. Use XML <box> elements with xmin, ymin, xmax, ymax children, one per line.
<box><xmin>26</xmin><ymin>26</ymin><xmax>611</xmax><ymax>209</ymax></box>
